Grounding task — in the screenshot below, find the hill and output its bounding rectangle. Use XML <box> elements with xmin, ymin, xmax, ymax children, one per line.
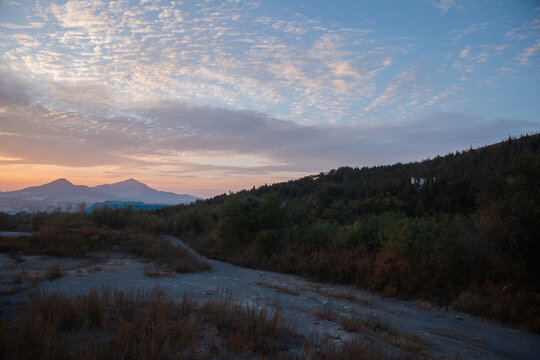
<box><xmin>152</xmin><ymin>133</ymin><xmax>538</xmax><ymax>331</ymax></box>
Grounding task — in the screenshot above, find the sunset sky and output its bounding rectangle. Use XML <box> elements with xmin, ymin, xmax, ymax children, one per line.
<box><xmin>0</xmin><ymin>0</ymin><xmax>539</xmax><ymax>197</ymax></box>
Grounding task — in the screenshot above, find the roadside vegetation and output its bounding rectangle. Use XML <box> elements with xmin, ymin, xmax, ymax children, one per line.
<box><xmin>1</xmin><ymin>134</ymin><xmax>538</xmax><ymax>331</ymax></box>
<box><xmin>0</xmin><ymin>286</ymin><xmax>403</xmax><ymax>360</ymax></box>
<box><xmin>0</xmin><ymin>221</ymin><xmax>209</xmax><ymax>274</ymax></box>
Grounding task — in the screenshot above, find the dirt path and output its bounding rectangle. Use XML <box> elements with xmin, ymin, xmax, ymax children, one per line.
<box><xmin>1</xmin><ymin>235</ymin><xmax>539</xmax><ymax>359</ymax></box>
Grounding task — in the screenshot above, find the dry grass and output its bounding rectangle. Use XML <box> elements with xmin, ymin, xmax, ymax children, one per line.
<box><xmin>452</xmin><ymin>288</ymin><xmax>540</xmax><ymax>332</ymax></box>
<box><xmin>319</xmin><ymin>289</ymin><xmax>373</xmax><ymax>307</ymax></box>
<box><xmin>0</xmin><ymin>285</ymin><xmax>408</xmax><ymax>360</ymax></box>
<box><xmin>46</xmin><ymin>263</ymin><xmax>63</xmax><ymax>281</ymax></box>
<box><xmin>255</xmin><ymin>280</ymin><xmax>301</xmax><ymax>296</ymax></box>
<box><xmin>8</xmin><ymin>253</ymin><xmax>25</xmax><ymax>263</ymax></box>
<box><xmin>0</xmin><ymin>300</ymin><xmax>8</xmax><ymax>315</ymax></box>
<box><xmin>0</xmin><ymin>287</ymin><xmax>297</xmax><ymax>359</ymax></box>
<box><xmin>11</xmin><ymin>270</ymin><xmax>26</xmax><ymax>284</ymax></box>
<box><xmin>341</xmin><ymin>312</ymin><xmax>431</xmax><ymax>356</ymax></box>
<box><xmin>0</xmin><ymin>287</ymin><xmax>25</xmax><ymax>296</ymax></box>
<box><xmin>0</xmin><ymin>222</ymin><xmax>211</xmax><ymax>275</ymax></box>
<box><xmin>87</xmin><ymin>265</ymin><xmax>103</xmax><ymax>273</ymax></box>
<box><xmin>11</xmin><ymin>269</ymin><xmax>44</xmax><ymax>284</ymax></box>
<box><xmin>312</xmin><ymin>302</ymin><xmax>336</xmax><ymax>322</ymax></box>
<box><xmin>445</xmin><ymin>328</ymin><xmax>486</xmax><ymax>344</ymax></box>
<box><xmin>143</xmin><ymin>264</ymin><xmax>175</xmax><ymax>278</ymax></box>
<box><xmin>302</xmin><ymin>335</ymin><xmax>401</xmax><ymax>360</ymax></box>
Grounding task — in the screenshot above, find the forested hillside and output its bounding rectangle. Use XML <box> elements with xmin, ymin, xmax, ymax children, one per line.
<box><xmin>4</xmin><ymin>134</ymin><xmax>539</xmax><ymax>331</ymax></box>
<box><xmin>168</xmin><ymin>134</ymin><xmax>540</xmax><ymax>331</ymax></box>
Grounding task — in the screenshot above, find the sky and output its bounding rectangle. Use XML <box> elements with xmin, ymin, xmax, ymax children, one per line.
<box><xmin>0</xmin><ymin>0</ymin><xmax>539</xmax><ymax>197</ymax></box>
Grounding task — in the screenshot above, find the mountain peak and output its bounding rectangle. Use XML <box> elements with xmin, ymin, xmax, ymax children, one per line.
<box><xmin>94</xmin><ymin>178</ymin><xmax>150</xmax><ymax>191</ymax></box>
<box><xmin>118</xmin><ymin>178</ymin><xmax>147</xmax><ymax>187</ymax></box>
<box><xmin>47</xmin><ymin>178</ymin><xmax>73</xmax><ymax>186</ymax></box>
<box><xmin>35</xmin><ymin>178</ymin><xmax>75</xmax><ymax>191</ymax></box>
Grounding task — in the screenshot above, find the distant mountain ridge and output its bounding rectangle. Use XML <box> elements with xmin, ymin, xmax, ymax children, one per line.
<box><xmin>93</xmin><ymin>178</ymin><xmax>196</xmax><ymax>205</ymax></box>
<box><xmin>0</xmin><ymin>178</ymin><xmax>200</xmax><ymax>213</ymax></box>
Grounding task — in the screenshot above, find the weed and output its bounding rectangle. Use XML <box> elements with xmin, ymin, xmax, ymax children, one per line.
<box><xmin>0</xmin><ymin>287</ymin><xmax>303</xmax><ymax>359</ymax></box>
<box><xmin>302</xmin><ymin>334</ymin><xmax>398</xmax><ymax>360</ymax></box>
<box><xmin>0</xmin><ymin>287</ymin><xmax>23</xmax><ymax>296</ymax></box>
<box><xmin>312</xmin><ymin>302</ymin><xmax>335</xmax><ymax>322</ymax></box>
<box><xmin>0</xmin><ymin>222</ymin><xmax>211</xmax><ymax>274</ymax></box>
<box><xmin>341</xmin><ymin>312</ymin><xmax>430</xmax><ymax>355</ymax></box>
<box><xmin>318</xmin><ymin>289</ymin><xmax>373</xmax><ymax>307</ymax></box>
<box><xmin>255</xmin><ymin>281</ymin><xmax>301</xmax><ymax>296</ymax></box>
<box><xmin>8</xmin><ymin>253</ymin><xmax>25</xmax><ymax>263</ymax></box>
<box><xmin>143</xmin><ymin>264</ymin><xmax>175</xmax><ymax>278</ymax></box>
<box><xmin>0</xmin><ymin>300</ymin><xmax>8</xmax><ymax>315</ymax></box>
<box><xmin>12</xmin><ymin>270</ymin><xmax>26</xmax><ymax>284</ymax></box>
<box><xmin>46</xmin><ymin>264</ymin><xmax>63</xmax><ymax>281</ymax></box>
<box><xmin>88</xmin><ymin>265</ymin><xmax>102</xmax><ymax>272</ymax></box>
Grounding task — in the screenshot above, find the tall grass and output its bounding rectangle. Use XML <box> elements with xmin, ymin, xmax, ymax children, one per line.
<box><xmin>0</xmin><ymin>287</ymin><xmax>403</xmax><ymax>360</ymax></box>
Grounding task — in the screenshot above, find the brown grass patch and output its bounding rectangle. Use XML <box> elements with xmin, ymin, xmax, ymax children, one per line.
<box><xmin>318</xmin><ymin>289</ymin><xmax>373</xmax><ymax>307</ymax></box>
<box><xmin>0</xmin><ymin>287</ymin><xmax>300</xmax><ymax>359</ymax></box>
<box><xmin>341</xmin><ymin>312</ymin><xmax>430</xmax><ymax>356</ymax></box>
<box><xmin>0</xmin><ymin>285</ymin><xmax>408</xmax><ymax>359</ymax></box>
<box><xmin>303</xmin><ymin>334</ymin><xmax>401</xmax><ymax>360</ymax></box>
<box><xmin>255</xmin><ymin>281</ymin><xmax>301</xmax><ymax>296</ymax></box>
<box><xmin>8</xmin><ymin>253</ymin><xmax>25</xmax><ymax>263</ymax></box>
<box><xmin>0</xmin><ymin>287</ymin><xmax>25</xmax><ymax>296</ymax></box>
<box><xmin>0</xmin><ymin>300</ymin><xmax>8</xmax><ymax>315</ymax></box>
<box><xmin>46</xmin><ymin>264</ymin><xmax>63</xmax><ymax>281</ymax></box>
<box><xmin>143</xmin><ymin>264</ymin><xmax>175</xmax><ymax>278</ymax></box>
<box><xmin>312</xmin><ymin>302</ymin><xmax>335</xmax><ymax>322</ymax></box>
<box><xmin>0</xmin><ymin>222</ymin><xmax>211</xmax><ymax>274</ymax></box>
<box><xmin>452</xmin><ymin>287</ymin><xmax>540</xmax><ymax>332</ymax></box>
<box><xmin>11</xmin><ymin>269</ymin><xmax>43</xmax><ymax>284</ymax></box>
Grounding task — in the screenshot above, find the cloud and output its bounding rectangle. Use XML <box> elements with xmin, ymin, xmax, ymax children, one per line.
<box><xmin>517</xmin><ymin>39</ymin><xmax>540</xmax><ymax>65</ymax></box>
<box><xmin>449</xmin><ymin>22</ymin><xmax>488</xmax><ymax>42</ymax></box>
<box><xmin>431</xmin><ymin>0</ymin><xmax>463</xmax><ymax>14</ymax></box>
<box><xmin>452</xmin><ymin>43</ymin><xmax>509</xmax><ymax>74</ymax></box>
<box><xmin>506</xmin><ymin>14</ymin><xmax>539</xmax><ymax>41</ymax></box>
<box><xmin>363</xmin><ymin>66</ymin><xmax>418</xmax><ymax>115</ymax></box>
<box><xmin>0</xmin><ymin>1</ymin><xmax>538</xmax><ymax>194</ymax></box>
<box><xmin>0</xmin><ymin>0</ymin><xmax>408</xmax><ymax>125</ymax></box>
<box><xmin>0</xmin><ymin>22</ymin><xmax>45</xmax><ymax>29</ymax></box>
<box><xmin>0</xmin><ymin>72</ymin><xmax>536</xmax><ymax>181</ymax></box>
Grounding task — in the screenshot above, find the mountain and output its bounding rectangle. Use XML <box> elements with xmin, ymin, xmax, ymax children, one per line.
<box><xmin>18</xmin><ymin>178</ymin><xmax>110</xmax><ymax>199</ymax></box>
<box><xmin>0</xmin><ymin>178</ymin><xmax>199</xmax><ymax>213</ymax></box>
<box><xmin>93</xmin><ymin>178</ymin><xmax>199</xmax><ymax>205</ymax></box>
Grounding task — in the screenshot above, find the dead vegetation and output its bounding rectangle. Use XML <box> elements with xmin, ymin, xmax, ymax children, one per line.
<box><xmin>312</xmin><ymin>302</ymin><xmax>336</xmax><ymax>322</ymax></box>
<box><xmin>0</xmin><ymin>222</ymin><xmax>210</xmax><ymax>274</ymax></box>
<box><xmin>0</xmin><ymin>286</ymin><xmax>405</xmax><ymax>360</ymax></box>
<box><xmin>341</xmin><ymin>311</ymin><xmax>431</xmax><ymax>356</ymax></box>
<box><xmin>255</xmin><ymin>280</ymin><xmax>301</xmax><ymax>296</ymax></box>
<box><xmin>8</xmin><ymin>253</ymin><xmax>25</xmax><ymax>263</ymax></box>
<box><xmin>45</xmin><ymin>263</ymin><xmax>63</xmax><ymax>281</ymax></box>
<box><xmin>302</xmin><ymin>334</ymin><xmax>404</xmax><ymax>360</ymax></box>
<box><xmin>319</xmin><ymin>289</ymin><xmax>373</xmax><ymax>307</ymax></box>
<box><xmin>143</xmin><ymin>264</ymin><xmax>175</xmax><ymax>278</ymax></box>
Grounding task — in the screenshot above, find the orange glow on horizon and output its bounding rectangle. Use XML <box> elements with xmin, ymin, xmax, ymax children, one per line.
<box><xmin>0</xmin><ymin>164</ymin><xmax>306</xmax><ymax>198</ymax></box>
